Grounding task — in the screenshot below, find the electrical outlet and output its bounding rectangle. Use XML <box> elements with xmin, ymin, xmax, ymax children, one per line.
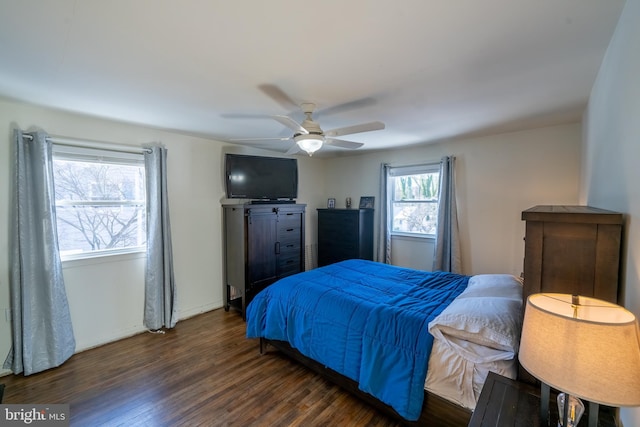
<box><xmin>4</xmin><ymin>308</ymin><xmax>10</xmax><ymax>322</ymax></box>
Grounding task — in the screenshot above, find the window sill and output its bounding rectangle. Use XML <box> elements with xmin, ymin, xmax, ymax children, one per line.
<box><xmin>61</xmin><ymin>250</ymin><xmax>146</xmax><ymax>268</ymax></box>
<box><xmin>391</xmin><ymin>232</ymin><xmax>435</xmax><ymax>241</ymax></box>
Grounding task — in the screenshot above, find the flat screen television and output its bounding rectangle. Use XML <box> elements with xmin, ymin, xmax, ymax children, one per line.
<box><xmin>225</xmin><ymin>153</ymin><xmax>298</xmax><ymax>201</ymax></box>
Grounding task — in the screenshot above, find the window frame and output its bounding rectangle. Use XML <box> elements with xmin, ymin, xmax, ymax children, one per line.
<box><xmin>388</xmin><ymin>163</ymin><xmax>440</xmax><ymax>239</ymax></box>
<box><xmin>52</xmin><ymin>145</ymin><xmax>147</xmax><ymax>261</ymax></box>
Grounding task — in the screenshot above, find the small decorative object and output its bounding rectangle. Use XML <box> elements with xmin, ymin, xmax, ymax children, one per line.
<box><xmin>359</xmin><ymin>196</ymin><xmax>375</xmax><ymax>209</ymax></box>
<box><xmin>327</xmin><ymin>198</ymin><xmax>336</xmax><ymax>209</ymax></box>
<box><xmin>346</xmin><ymin>197</ymin><xmax>352</xmax><ymax>208</ymax></box>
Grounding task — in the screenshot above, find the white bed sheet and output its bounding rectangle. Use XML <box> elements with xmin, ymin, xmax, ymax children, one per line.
<box><xmin>424</xmin><ymin>273</ymin><xmax>523</xmax><ymax>410</ymax></box>
<box><xmin>425</xmin><ymin>337</ymin><xmax>517</xmax><ymax>409</ymax></box>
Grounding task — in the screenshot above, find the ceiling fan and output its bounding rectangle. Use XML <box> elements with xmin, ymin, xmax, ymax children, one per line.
<box><xmin>230</xmin><ymin>101</ymin><xmax>385</xmax><ymax>156</ymax></box>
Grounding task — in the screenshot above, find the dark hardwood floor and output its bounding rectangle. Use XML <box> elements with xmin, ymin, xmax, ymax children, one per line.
<box><xmin>1</xmin><ymin>308</ymin><xmax>405</xmax><ymax>426</ymax></box>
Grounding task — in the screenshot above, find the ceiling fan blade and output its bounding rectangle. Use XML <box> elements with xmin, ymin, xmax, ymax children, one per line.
<box><xmin>229</xmin><ymin>136</ymin><xmax>292</xmax><ymax>142</ymax></box>
<box><xmin>324</xmin><ymin>121</ymin><xmax>385</xmax><ymax>137</ymax></box>
<box><xmin>324</xmin><ymin>138</ymin><xmax>364</xmax><ymax>150</ymax></box>
<box><xmin>286</xmin><ymin>144</ymin><xmax>301</xmax><ymax>155</ymax></box>
<box><xmin>272</xmin><ymin>115</ymin><xmax>308</xmax><ymax>134</ymax></box>
<box><xmin>316</xmin><ymin>97</ymin><xmax>377</xmax><ymax>117</ymax></box>
<box><xmin>258</xmin><ymin>84</ymin><xmax>299</xmax><ymax>111</ymax></box>
<box><xmin>221</xmin><ymin>113</ymin><xmax>273</xmax><ymax>120</ymax></box>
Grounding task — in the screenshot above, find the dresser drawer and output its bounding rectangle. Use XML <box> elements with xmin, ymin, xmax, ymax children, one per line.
<box><xmin>279</xmin><ymin>226</ymin><xmax>301</xmax><ymax>244</ymax></box>
<box><xmin>278</xmin><ymin>252</ymin><xmax>301</xmax><ymax>276</ymax></box>
<box><xmin>279</xmin><ymin>240</ymin><xmax>300</xmax><ymax>254</ymax></box>
<box><xmin>320</xmin><ymin>214</ymin><xmax>357</xmax><ymax>231</ymax></box>
<box><xmin>279</xmin><ymin>211</ymin><xmax>301</xmax><ymax>227</ymax></box>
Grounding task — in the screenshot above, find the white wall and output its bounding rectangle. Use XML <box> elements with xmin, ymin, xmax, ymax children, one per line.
<box><xmin>581</xmin><ymin>0</ymin><xmax>639</xmax><ymax>425</ymax></box>
<box><xmin>0</xmin><ymin>98</ymin><xmax>326</xmax><ymax>375</ymax></box>
<box><xmin>324</xmin><ymin>123</ymin><xmax>582</xmax><ymax>276</ymax></box>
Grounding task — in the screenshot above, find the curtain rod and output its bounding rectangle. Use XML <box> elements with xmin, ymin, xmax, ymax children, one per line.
<box><xmin>21</xmin><ymin>133</ymin><xmax>151</xmax><ymax>154</ymax></box>
<box><xmin>387</xmin><ymin>159</ymin><xmax>441</xmax><ymax>168</ymax></box>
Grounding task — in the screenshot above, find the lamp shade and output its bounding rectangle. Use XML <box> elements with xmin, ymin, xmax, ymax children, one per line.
<box><xmin>519</xmin><ymin>293</ymin><xmax>640</xmax><ymax>407</ymax></box>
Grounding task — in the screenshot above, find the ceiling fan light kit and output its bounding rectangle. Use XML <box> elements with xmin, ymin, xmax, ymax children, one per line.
<box><xmin>294</xmin><ymin>134</ymin><xmax>324</xmax><ymax>156</ymax></box>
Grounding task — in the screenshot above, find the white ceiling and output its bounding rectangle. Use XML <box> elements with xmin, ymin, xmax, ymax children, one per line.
<box><xmin>0</xmin><ymin>1</ymin><xmax>625</xmax><ymax>156</ymax></box>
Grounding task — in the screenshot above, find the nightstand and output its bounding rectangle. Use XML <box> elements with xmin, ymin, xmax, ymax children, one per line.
<box><xmin>468</xmin><ymin>372</ymin><xmax>616</xmax><ymax>427</ymax></box>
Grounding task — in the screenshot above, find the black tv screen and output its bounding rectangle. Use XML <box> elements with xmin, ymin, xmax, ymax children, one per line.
<box><xmin>225</xmin><ymin>154</ymin><xmax>298</xmax><ymax>200</ymax></box>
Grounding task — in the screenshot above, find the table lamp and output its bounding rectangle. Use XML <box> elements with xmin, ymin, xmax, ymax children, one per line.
<box><xmin>519</xmin><ymin>293</ymin><xmax>640</xmax><ymax>427</ymax></box>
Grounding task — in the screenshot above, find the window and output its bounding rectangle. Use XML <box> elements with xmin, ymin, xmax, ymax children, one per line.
<box><xmin>389</xmin><ymin>164</ymin><xmax>440</xmax><ymax>237</ymax></box>
<box><xmin>52</xmin><ymin>146</ymin><xmax>146</xmax><ymax>260</ymax></box>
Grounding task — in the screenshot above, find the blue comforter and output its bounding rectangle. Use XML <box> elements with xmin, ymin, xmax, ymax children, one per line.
<box><xmin>245</xmin><ymin>259</ymin><xmax>469</xmax><ymax>420</ymax></box>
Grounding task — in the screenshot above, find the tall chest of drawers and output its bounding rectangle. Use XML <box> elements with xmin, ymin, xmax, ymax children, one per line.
<box><xmin>223</xmin><ymin>203</ymin><xmax>305</xmax><ymax>318</ymax></box>
<box><xmin>317</xmin><ymin>208</ymin><xmax>374</xmax><ymax>267</ymax></box>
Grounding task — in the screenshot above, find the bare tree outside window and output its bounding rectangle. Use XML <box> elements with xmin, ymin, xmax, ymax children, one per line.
<box><xmin>391</xmin><ymin>171</ymin><xmax>440</xmax><ymax>236</ymax></box>
<box><xmin>53</xmin><ymin>157</ymin><xmax>146</xmax><ymax>258</ymax></box>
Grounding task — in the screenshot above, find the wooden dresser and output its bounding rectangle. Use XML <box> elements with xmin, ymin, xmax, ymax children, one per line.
<box><xmin>522</xmin><ymin>205</ymin><xmax>623</xmax><ymax>304</ymax></box>
<box><xmin>317</xmin><ymin>208</ymin><xmax>374</xmax><ymax>267</ymax></box>
<box><xmin>223</xmin><ymin>203</ymin><xmax>306</xmax><ymax>318</ymax></box>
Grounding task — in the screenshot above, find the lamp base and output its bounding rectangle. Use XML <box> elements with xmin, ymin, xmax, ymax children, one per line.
<box><xmin>557</xmin><ymin>393</ymin><xmax>585</xmax><ymax>427</ymax></box>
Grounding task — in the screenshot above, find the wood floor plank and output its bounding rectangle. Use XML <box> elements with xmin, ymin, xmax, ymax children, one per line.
<box><xmin>0</xmin><ymin>308</ymin><xmax>405</xmax><ymax>426</ymax></box>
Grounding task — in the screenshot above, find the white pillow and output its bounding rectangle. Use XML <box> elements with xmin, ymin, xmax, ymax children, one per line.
<box><xmin>461</xmin><ymin>274</ymin><xmax>523</xmax><ymax>300</ymax></box>
<box><xmin>428</xmin><ymin>274</ymin><xmax>523</xmax><ymax>354</ymax></box>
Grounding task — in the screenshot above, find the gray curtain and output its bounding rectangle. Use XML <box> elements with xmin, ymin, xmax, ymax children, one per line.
<box><xmin>376</xmin><ymin>163</ymin><xmax>392</xmax><ymax>264</ymax></box>
<box><xmin>144</xmin><ymin>145</ymin><xmax>178</xmax><ymax>330</ymax></box>
<box><xmin>433</xmin><ymin>156</ymin><xmax>462</xmax><ymax>273</ymax></box>
<box><xmin>4</xmin><ymin>129</ymin><xmax>76</xmax><ymax>375</ymax></box>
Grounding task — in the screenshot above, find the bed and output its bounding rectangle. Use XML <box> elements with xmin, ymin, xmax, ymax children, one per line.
<box><xmin>245</xmin><ymin>259</ymin><xmax>523</xmax><ymax>425</ymax></box>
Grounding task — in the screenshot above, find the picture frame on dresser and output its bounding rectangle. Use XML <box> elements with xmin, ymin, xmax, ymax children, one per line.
<box><xmin>359</xmin><ymin>196</ymin><xmax>374</xmax><ymax>209</ymax></box>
